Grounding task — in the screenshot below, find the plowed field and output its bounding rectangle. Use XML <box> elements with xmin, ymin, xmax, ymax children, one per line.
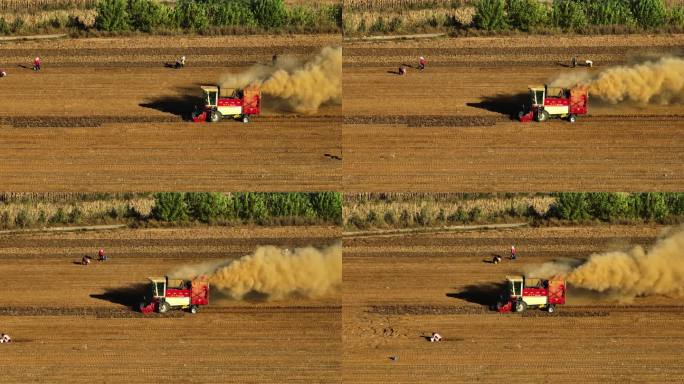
<box><xmin>0</xmin><ymin>35</ymin><xmax>341</xmax><ymax>191</ymax></box>
<box><xmin>343</xmin><ymin>34</ymin><xmax>684</xmax><ymax>191</ymax></box>
<box><xmin>0</xmin><ymin>226</ymin><xmax>341</xmax><ymax>383</ymax></box>
<box><xmin>343</xmin><ymin>225</ymin><xmax>684</xmax><ymax>383</ymax></box>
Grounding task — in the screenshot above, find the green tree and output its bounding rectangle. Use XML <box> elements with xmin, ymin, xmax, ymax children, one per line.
<box><xmin>552</xmin><ymin>0</ymin><xmax>588</xmax><ymax>30</ymax></box>
<box><xmin>631</xmin><ymin>0</ymin><xmax>667</xmax><ymax>28</ymax></box>
<box><xmin>127</xmin><ymin>0</ymin><xmax>164</xmax><ymax>32</ymax></box>
<box><xmin>95</xmin><ymin>0</ymin><xmax>130</xmax><ymax>31</ymax></box>
<box><xmin>152</xmin><ymin>192</ymin><xmax>188</xmax><ymax>221</ymax></box>
<box><xmin>267</xmin><ymin>193</ymin><xmax>315</xmax><ymax>218</ymax></box>
<box><xmin>175</xmin><ymin>0</ymin><xmax>209</xmax><ymax>30</ymax></box>
<box><xmin>669</xmin><ymin>5</ymin><xmax>684</xmax><ymax>27</ymax></box>
<box><xmin>207</xmin><ymin>0</ymin><xmax>257</xmax><ymax>27</ymax></box>
<box><xmin>586</xmin><ymin>192</ymin><xmax>630</xmax><ymax>221</ymax></box>
<box><xmin>549</xmin><ymin>193</ymin><xmax>590</xmax><ymax>221</ymax></box>
<box><xmin>634</xmin><ymin>192</ymin><xmax>669</xmax><ymax>220</ymax></box>
<box><xmin>475</xmin><ymin>0</ymin><xmax>508</xmax><ymax>30</ymax></box>
<box><xmin>310</xmin><ymin>192</ymin><xmax>342</xmax><ymax>222</ymax></box>
<box><xmin>586</xmin><ymin>0</ymin><xmax>635</xmax><ymax>26</ymax></box>
<box><xmin>508</xmin><ymin>0</ymin><xmax>548</xmax><ymax>31</ymax></box>
<box><xmin>251</xmin><ymin>0</ymin><xmax>287</xmax><ymax>29</ymax></box>
<box><xmin>185</xmin><ymin>192</ymin><xmax>229</xmax><ymax>223</ymax></box>
<box><xmin>234</xmin><ymin>192</ymin><xmax>268</xmax><ymax>222</ymax></box>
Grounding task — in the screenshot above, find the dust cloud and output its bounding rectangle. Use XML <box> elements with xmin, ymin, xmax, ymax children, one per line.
<box><xmin>169</xmin><ymin>244</ymin><xmax>342</xmax><ymax>301</ymax></box>
<box><xmin>219</xmin><ymin>46</ymin><xmax>341</xmax><ymax>114</ymax></box>
<box><xmin>528</xmin><ymin>230</ymin><xmax>684</xmax><ymax>302</ymax></box>
<box><xmin>550</xmin><ymin>56</ymin><xmax>684</xmax><ymax>104</ymax></box>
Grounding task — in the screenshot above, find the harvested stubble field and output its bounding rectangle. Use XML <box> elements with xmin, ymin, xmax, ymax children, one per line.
<box><xmin>343</xmin><ymin>34</ymin><xmax>684</xmax><ymax>191</ymax></box>
<box><xmin>0</xmin><ymin>35</ymin><xmax>341</xmax><ymax>191</ymax></box>
<box><xmin>343</xmin><ymin>225</ymin><xmax>684</xmax><ymax>383</ymax></box>
<box><xmin>0</xmin><ymin>225</ymin><xmax>341</xmax><ymax>383</ymax></box>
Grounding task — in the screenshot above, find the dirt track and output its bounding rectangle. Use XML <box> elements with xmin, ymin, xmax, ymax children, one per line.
<box><xmin>343</xmin><ymin>34</ymin><xmax>684</xmax><ymax>191</ymax></box>
<box><xmin>0</xmin><ymin>226</ymin><xmax>341</xmax><ymax>383</ymax></box>
<box><xmin>0</xmin><ymin>35</ymin><xmax>341</xmax><ymax>191</ymax></box>
<box><xmin>343</xmin><ymin>225</ymin><xmax>684</xmax><ymax>383</ymax></box>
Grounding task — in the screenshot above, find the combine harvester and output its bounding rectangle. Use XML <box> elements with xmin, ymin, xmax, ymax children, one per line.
<box><xmin>139</xmin><ymin>276</ymin><xmax>209</xmax><ymax>314</ymax></box>
<box><xmin>496</xmin><ymin>275</ymin><xmax>566</xmax><ymax>313</ymax></box>
<box><xmin>519</xmin><ymin>85</ymin><xmax>588</xmax><ymax>123</ymax></box>
<box><xmin>192</xmin><ymin>84</ymin><xmax>261</xmax><ymax>123</ymax></box>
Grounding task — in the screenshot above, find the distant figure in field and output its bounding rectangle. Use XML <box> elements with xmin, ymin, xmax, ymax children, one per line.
<box><xmin>510</xmin><ymin>245</ymin><xmax>517</xmax><ymax>260</ymax></box>
<box><xmin>1</xmin><ymin>333</ymin><xmax>11</xmax><ymax>343</ymax></box>
<box><xmin>492</xmin><ymin>255</ymin><xmax>502</xmax><ymax>264</ymax></box>
<box><xmin>175</xmin><ymin>55</ymin><xmax>186</xmax><ymax>69</ymax></box>
<box><xmin>82</xmin><ymin>255</ymin><xmax>92</xmax><ymax>265</ymax></box>
<box><xmin>33</xmin><ymin>57</ymin><xmax>41</xmax><ymax>71</ymax></box>
<box><xmin>585</xmin><ymin>60</ymin><xmax>593</xmax><ymax>68</ymax></box>
<box><xmin>571</xmin><ymin>56</ymin><xmax>577</xmax><ymax>68</ymax></box>
<box><xmin>0</xmin><ymin>70</ymin><xmax>6</xmax><ymax>77</ymax></box>
<box><xmin>430</xmin><ymin>332</ymin><xmax>442</xmax><ymax>342</ymax></box>
<box><xmin>398</xmin><ymin>65</ymin><xmax>407</xmax><ymax>75</ymax></box>
<box><xmin>98</xmin><ymin>248</ymin><xmax>107</xmax><ymax>261</ymax></box>
<box><xmin>418</xmin><ymin>56</ymin><xmax>426</xmax><ymax>71</ymax></box>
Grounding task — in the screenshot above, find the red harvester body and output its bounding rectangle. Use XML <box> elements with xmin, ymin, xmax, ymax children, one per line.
<box><xmin>497</xmin><ymin>276</ymin><xmax>566</xmax><ymax>313</ymax></box>
<box><xmin>519</xmin><ymin>85</ymin><xmax>588</xmax><ymax>123</ymax></box>
<box><xmin>139</xmin><ymin>276</ymin><xmax>209</xmax><ymax>314</ymax></box>
<box><xmin>192</xmin><ymin>84</ymin><xmax>261</xmax><ymax>124</ymax></box>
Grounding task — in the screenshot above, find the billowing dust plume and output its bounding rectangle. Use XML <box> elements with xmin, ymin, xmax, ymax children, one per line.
<box><xmin>529</xmin><ymin>230</ymin><xmax>684</xmax><ymax>301</ymax></box>
<box><xmin>170</xmin><ymin>244</ymin><xmax>342</xmax><ymax>301</ymax></box>
<box><xmin>550</xmin><ymin>56</ymin><xmax>684</xmax><ymax>104</ymax></box>
<box><xmin>219</xmin><ymin>46</ymin><xmax>341</xmax><ymax>114</ymax></box>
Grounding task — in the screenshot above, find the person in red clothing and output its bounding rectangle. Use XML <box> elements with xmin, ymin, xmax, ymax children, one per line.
<box><xmin>510</xmin><ymin>245</ymin><xmax>517</xmax><ymax>260</ymax></box>
<box><xmin>33</xmin><ymin>57</ymin><xmax>41</xmax><ymax>71</ymax></box>
<box><xmin>98</xmin><ymin>248</ymin><xmax>107</xmax><ymax>261</ymax></box>
<box><xmin>418</xmin><ymin>56</ymin><xmax>426</xmax><ymax>71</ymax></box>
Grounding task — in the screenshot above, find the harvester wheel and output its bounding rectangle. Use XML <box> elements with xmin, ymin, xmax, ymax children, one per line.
<box><xmin>158</xmin><ymin>301</ymin><xmax>170</xmax><ymax>314</ymax></box>
<box><xmin>568</xmin><ymin>114</ymin><xmax>576</xmax><ymax>123</ymax></box>
<box><xmin>209</xmin><ymin>110</ymin><xmax>222</xmax><ymax>123</ymax></box>
<box><xmin>547</xmin><ymin>305</ymin><xmax>556</xmax><ymax>313</ymax></box>
<box><xmin>242</xmin><ymin>115</ymin><xmax>250</xmax><ymax>124</ymax></box>
<box><xmin>515</xmin><ymin>300</ymin><xmax>527</xmax><ymax>313</ymax></box>
<box><xmin>536</xmin><ymin>110</ymin><xmax>549</xmax><ymax>122</ymax></box>
<box><xmin>189</xmin><ymin>305</ymin><xmax>198</xmax><ymax>314</ymax></box>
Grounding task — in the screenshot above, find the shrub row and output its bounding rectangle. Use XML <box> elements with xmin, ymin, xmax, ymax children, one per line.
<box><xmin>152</xmin><ymin>192</ymin><xmax>342</xmax><ymax>224</ymax></box>
<box><xmin>94</xmin><ymin>0</ymin><xmax>341</xmax><ymax>33</ymax></box>
<box><xmin>475</xmin><ymin>0</ymin><xmax>683</xmax><ymax>32</ymax></box>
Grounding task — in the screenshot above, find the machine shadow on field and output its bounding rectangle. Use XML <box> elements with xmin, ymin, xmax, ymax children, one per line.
<box><xmin>447</xmin><ymin>282</ymin><xmax>506</xmax><ymax>310</ymax></box>
<box><xmin>140</xmin><ymin>94</ymin><xmax>203</xmax><ymax>121</ymax></box>
<box><xmin>466</xmin><ymin>93</ymin><xmax>529</xmax><ymax>119</ymax></box>
<box><xmin>90</xmin><ymin>283</ymin><xmax>148</xmax><ymax>309</ymax></box>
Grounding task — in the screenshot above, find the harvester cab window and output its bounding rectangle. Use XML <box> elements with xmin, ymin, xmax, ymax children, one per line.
<box><xmin>533</xmin><ymin>90</ymin><xmax>545</xmax><ymax>105</ymax></box>
<box><xmin>206</xmin><ymin>91</ymin><xmax>218</xmax><ymax>107</ymax></box>
<box><xmin>510</xmin><ymin>280</ymin><xmax>523</xmax><ymax>296</ymax></box>
<box><xmin>154</xmin><ymin>281</ymin><xmax>165</xmax><ymax>297</ymax></box>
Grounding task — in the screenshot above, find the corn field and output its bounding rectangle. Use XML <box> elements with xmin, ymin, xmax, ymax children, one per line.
<box><xmin>0</xmin><ymin>0</ymin><xmax>97</xmax><ymax>12</ymax></box>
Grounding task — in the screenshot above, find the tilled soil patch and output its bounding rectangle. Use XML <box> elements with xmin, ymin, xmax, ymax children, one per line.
<box><xmin>345</xmin><ymin>115</ymin><xmax>501</xmax><ymax>127</ymax></box>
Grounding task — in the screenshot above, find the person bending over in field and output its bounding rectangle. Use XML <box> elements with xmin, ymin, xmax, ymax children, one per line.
<box><xmin>1</xmin><ymin>334</ymin><xmax>12</xmax><ymax>343</ymax></box>
<box><xmin>399</xmin><ymin>65</ymin><xmax>407</xmax><ymax>75</ymax></box>
<box><xmin>98</xmin><ymin>248</ymin><xmax>107</xmax><ymax>261</ymax></box>
<box><xmin>33</xmin><ymin>57</ymin><xmax>41</xmax><ymax>71</ymax></box>
<box><xmin>418</xmin><ymin>56</ymin><xmax>426</xmax><ymax>71</ymax></box>
<box><xmin>175</xmin><ymin>56</ymin><xmax>186</xmax><ymax>69</ymax></box>
<box><xmin>430</xmin><ymin>332</ymin><xmax>442</xmax><ymax>342</ymax></box>
<box><xmin>510</xmin><ymin>245</ymin><xmax>517</xmax><ymax>260</ymax></box>
<box><xmin>0</xmin><ymin>70</ymin><xmax>6</xmax><ymax>77</ymax></box>
<box><xmin>82</xmin><ymin>255</ymin><xmax>91</xmax><ymax>265</ymax></box>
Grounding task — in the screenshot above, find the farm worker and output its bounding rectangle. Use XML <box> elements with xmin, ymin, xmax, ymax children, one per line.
<box><xmin>510</xmin><ymin>245</ymin><xmax>517</xmax><ymax>260</ymax></box>
<box><xmin>98</xmin><ymin>248</ymin><xmax>107</xmax><ymax>261</ymax></box>
<box><xmin>418</xmin><ymin>56</ymin><xmax>426</xmax><ymax>71</ymax></box>
<box><xmin>33</xmin><ymin>57</ymin><xmax>41</xmax><ymax>71</ymax></box>
<box><xmin>82</xmin><ymin>255</ymin><xmax>91</xmax><ymax>265</ymax></box>
<box><xmin>399</xmin><ymin>65</ymin><xmax>407</xmax><ymax>75</ymax></box>
<box><xmin>585</xmin><ymin>60</ymin><xmax>593</xmax><ymax>68</ymax></box>
<box><xmin>0</xmin><ymin>70</ymin><xmax>5</xmax><ymax>77</ymax></box>
<box><xmin>571</xmin><ymin>56</ymin><xmax>577</xmax><ymax>68</ymax></box>
<box><xmin>1</xmin><ymin>334</ymin><xmax>11</xmax><ymax>343</ymax></box>
<box><xmin>175</xmin><ymin>56</ymin><xmax>186</xmax><ymax>69</ymax></box>
<box><xmin>430</xmin><ymin>333</ymin><xmax>442</xmax><ymax>342</ymax></box>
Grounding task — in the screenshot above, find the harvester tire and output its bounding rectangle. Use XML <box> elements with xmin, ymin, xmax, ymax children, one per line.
<box><xmin>515</xmin><ymin>301</ymin><xmax>527</xmax><ymax>313</ymax></box>
<box><xmin>158</xmin><ymin>301</ymin><xmax>170</xmax><ymax>314</ymax></box>
<box><xmin>536</xmin><ymin>110</ymin><xmax>549</xmax><ymax>122</ymax></box>
<box><xmin>210</xmin><ymin>111</ymin><xmax>222</xmax><ymax>123</ymax></box>
<box><xmin>547</xmin><ymin>305</ymin><xmax>556</xmax><ymax>313</ymax></box>
<box><xmin>568</xmin><ymin>114</ymin><xmax>576</xmax><ymax>123</ymax></box>
<box><xmin>189</xmin><ymin>305</ymin><xmax>198</xmax><ymax>314</ymax></box>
